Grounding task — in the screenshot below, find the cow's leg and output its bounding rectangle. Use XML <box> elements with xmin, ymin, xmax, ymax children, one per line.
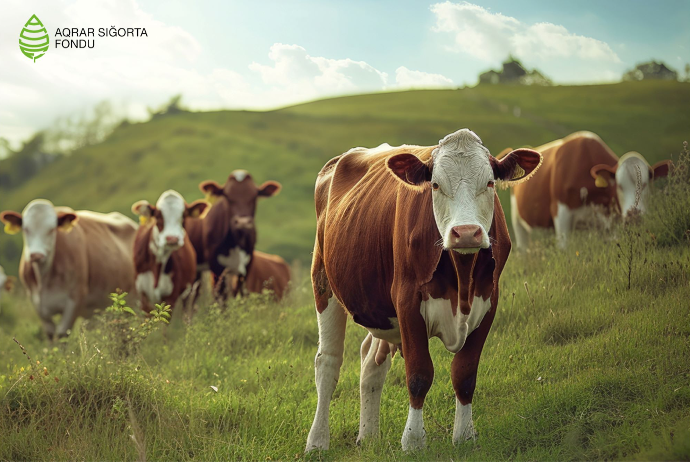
<box><xmin>40</xmin><ymin>317</ymin><xmax>56</xmax><ymax>342</ymax></box>
<box><xmin>398</xmin><ymin>304</ymin><xmax>433</xmax><ymax>451</ymax></box>
<box><xmin>306</xmin><ymin>296</ymin><xmax>347</xmax><ymax>451</ymax></box>
<box><xmin>510</xmin><ymin>193</ymin><xmax>529</xmax><ymax>250</ymax></box>
<box><xmin>451</xmin><ymin>305</ymin><xmax>496</xmax><ymax>444</ymax></box>
<box><xmin>357</xmin><ymin>333</ymin><xmax>391</xmax><ymax>444</ymax></box>
<box><xmin>56</xmin><ymin>298</ymin><xmax>78</xmax><ymax>338</ymax></box>
<box><xmin>554</xmin><ymin>202</ymin><xmax>574</xmax><ymax>249</ymax></box>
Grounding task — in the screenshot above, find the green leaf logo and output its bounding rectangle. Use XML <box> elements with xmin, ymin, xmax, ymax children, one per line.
<box><xmin>19</xmin><ymin>14</ymin><xmax>49</xmax><ymax>63</ymax></box>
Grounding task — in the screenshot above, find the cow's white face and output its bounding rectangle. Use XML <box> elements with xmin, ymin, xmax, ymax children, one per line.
<box><xmin>616</xmin><ymin>156</ymin><xmax>650</xmax><ymax>217</ymax></box>
<box><xmin>21</xmin><ymin>200</ymin><xmax>59</xmax><ymax>264</ymax></box>
<box><xmin>430</xmin><ymin>130</ymin><xmax>495</xmax><ymax>253</ymax></box>
<box><xmin>387</xmin><ymin>129</ymin><xmax>543</xmax><ymax>254</ymax></box>
<box><xmin>153</xmin><ymin>190</ymin><xmax>187</xmax><ymax>258</ymax></box>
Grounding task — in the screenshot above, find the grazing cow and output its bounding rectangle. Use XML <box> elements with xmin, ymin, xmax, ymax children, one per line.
<box><xmin>131</xmin><ymin>190</ymin><xmax>208</xmax><ymax>313</ymax></box>
<box><xmin>507</xmin><ymin>131</ymin><xmax>671</xmax><ymax>249</ymax></box>
<box><xmin>305</xmin><ymin>129</ymin><xmax>542</xmax><ymax>451</ymax></box>
<box><xmin>1</xmin><ymin>200</ymin><xmax>137</xmax><ymax>339</ymax></box>
<box><xmin>240</xmin><ymin>250</ymin><xmax>291</xmax><ymax>300</ymax></box>
<box><xmin>198</xmin><ymin>170</ymin><xmax>281</xmax><ymax>297</ymax></box>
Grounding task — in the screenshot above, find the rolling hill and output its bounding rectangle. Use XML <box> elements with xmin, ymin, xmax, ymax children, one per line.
<box><xmin>1</xmin><ymin>80</ymin><xmax>689</xmax><ymax>273</ymax></box>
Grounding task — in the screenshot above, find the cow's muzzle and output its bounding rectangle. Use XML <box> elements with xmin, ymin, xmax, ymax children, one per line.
<box><xmin>450</xmin><ymin>225</ymin><xmax>483</xmax><ymax>249</ymax></box>
<box><xmin>231</xmin><ymin>216</ymin><xmax>255</xmax><ymax>231</ymax></box>
<box><xmin>30</xmin><ymin>252</ymin><xmax>46</xmax><ymax>263</ymax></box>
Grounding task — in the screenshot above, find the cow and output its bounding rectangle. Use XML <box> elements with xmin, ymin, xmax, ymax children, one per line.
<box><xmin>198</xmin><ymin>170</ymin><xmax>281</xmax><ymax>297</ymax></box>
<box><xmin>0</xmin><ymin>265</ymin><xmax>15</xmax><ymax>306</ymax></box>
<box><xmin>305</xmin><ymin>129</ymin><xmax>542</xmax><ymax>452</ymax></box>
<box><xmin>238</xmin><ymin>250</ymin><xmax>291</xmax><ymax>300</ymax></box>
<box><xmin>506</xmin><ymin>131</ymin><xmax>671</xmax><ymax>249</ymax></box>
<box><xmin>0</xmin><ymin>200</ymin><xmax>137</xmax><ymax>339</ymax></box>
<box><xmin>131</xmin><ymin>190</ymin><xmax>208</xmax><ymax>313</ymax></box>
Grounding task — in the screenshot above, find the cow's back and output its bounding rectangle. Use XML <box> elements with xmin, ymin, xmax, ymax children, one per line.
<box><xmin>76</xmin><ymin>211</ymin><xmax>137</xmax><ymax>308</ymax></box>
<box><xmin>514</xmin><ymin>132</ymin><xmax>619</xmax><ymax>227</ymax></box>
<box><xmin>317</xmin><ymin>144</ymin><xmax>439</xmax><ymax>329</ymax></box>
<box><xmin>246</xmin><ymin>250</ymin><xmax>291</xmax><ymax>299</ymax></box>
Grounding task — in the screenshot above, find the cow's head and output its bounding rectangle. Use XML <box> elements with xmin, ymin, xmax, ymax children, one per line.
<box><xmin>1</xmin><ymin>200</ymin><xmax>78</xmax><ymax>267</ymax></box>
<box><xmin>591</xmin><ymin>152</ymin><xmax>671</xmax><ymax>218</ymax></box>
<box><xmin>198</xmin><ymin>170</ymin><xmax>281</xmax><ymax>261</ymax></box>
<box><xmin>388</xmin><ymin>129</ymin><xmax>542</xmax><ymax>253</ymax></box>
<box><xmin>132</xmin><ymin>190</ymin><xmax>208</xmax><ymax>261</ymax></box>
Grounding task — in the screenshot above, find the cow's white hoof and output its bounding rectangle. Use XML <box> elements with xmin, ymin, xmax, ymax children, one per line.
<box><xmin>401</xmin><ymin>407</ymin><xmax>426</xmax><ymax>451</ymax></box>
<box><xmin>453</xmin><ymin>423</ymin><xmax>478</xmax><ymax>445</ymax></box>
<box><xmin>305</xmin><ymin>431</ymin><xmax>329</xmax><ymax>452</ymax></box>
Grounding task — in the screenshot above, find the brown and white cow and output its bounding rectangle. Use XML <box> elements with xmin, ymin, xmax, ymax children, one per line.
<box><xmin>0</xmin><ymin>265</ymin><xmax>16</xmax><ymax>306</ymax></box>
<box><xmin>507</xmin><ymin>131</ymin><xmax>671</xmax><ymax>249</ymax></box>
<box><xmin>305</xmin><ymin>129</ymin><xmax>542</xmax><ymax>451</ymax></box>
<box><xmin>198</xmin><ymin>170</ymin><xmax>281</xmax><ymax>297</ymax></box>
<box><xmin>240</xmin><ymin>250</ymin><xmax>291</xmax><ymax>300</ymax></box>
<box><xmin>1</xmin><ymin>200</ymin><xmax>137</xmax><ymax>339</ymax></box>
<box><xmin>131</xmin><ymin>190</ymin><xmax>208</xmax><ymax>313</ymax></box>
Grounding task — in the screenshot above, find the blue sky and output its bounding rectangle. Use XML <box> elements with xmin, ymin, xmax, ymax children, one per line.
<box><xmin>138</xmin><ymin>0</ymin><xmax>689</xmax><ymax>83</ymax></box>
<box><xmin>1</xmin><ymin>0</ymin><xmax>688</xmax><ymax>147</ymax></box>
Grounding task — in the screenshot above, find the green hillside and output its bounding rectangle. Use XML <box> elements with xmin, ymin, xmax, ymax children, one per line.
<box><xmin>1</xmin><ymin>81</ymin><xmax>689</xmax><ymax>272</ymax></box>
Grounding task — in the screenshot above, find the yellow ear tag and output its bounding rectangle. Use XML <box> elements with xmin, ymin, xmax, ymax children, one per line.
<box><xmin>58</xmin><ymin>221</ymin><xmax>77</xmax><ymax>233</ymax></box>
<box><xmin>595</xmin><ymin>174</ymin><xmax>609</xmax><ymax>188</ymax></box>
<box><xmin>3</xmin><ymin>223</ymin><xmax>20</xmax><ymax>235</ymax></box>
<box><xmin>512</xmin><ymin>165</ymin><xmax>526</xmax><ymax>180</ymax></box>
<box><xmin>204</xmin><ymin>193</ymin><xmax>218</xmax><ymax>205</ymax></box>
<box><xmin>139</xmin><ymin>216</ymin><xmax>150</xmax><ymax>226</ymax></box>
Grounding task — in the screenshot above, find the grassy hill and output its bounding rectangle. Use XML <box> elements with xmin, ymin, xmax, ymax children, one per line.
<box><xmin>0</xmin><ymin>81</ymin><xmax>689</xmax><ymax>460</ymax></box>
<box><xmin>1</xmin><ymin>80</ymin><xmax>689</xmax><ymax>271</ymax></box>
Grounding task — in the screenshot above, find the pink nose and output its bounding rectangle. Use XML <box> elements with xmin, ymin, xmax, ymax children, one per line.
<box><xmin>165</xmin><ymin>235</ymin><xmax>179</xmax><ymax>245</ymax></box>
<box><xmin>30</xmin><ymin>252</ymin><xmax>46</xmax><ymax>263</ymax></box>
<box><xmin>450</xmin><ymin>225</ymin><xmax>483</xmax><ymax>248</ymax></box>
<box><xmin>232</xmin><ymin>216</ymin><xmax>254</xmax><ymax>230</ymax></box>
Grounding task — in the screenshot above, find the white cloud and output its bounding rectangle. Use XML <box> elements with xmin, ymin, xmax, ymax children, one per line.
<box><xmin>431</xmin><ymin>1</ymin><xmax>620</xmax><ymax>64</ymax></box>
<box><xmin>1</xmin><ymin>0</ymin><xmax>457</xmax><ymax>147</ymax></box>
<box><xmin>249</xmin><ymin>43</ymin><xmax>388</xmax><ymax>101</ymax></box>
<box><xmin>395</xmin><ymin>66</ymin><xmax>454</xmax><ymax>88</ymax></box>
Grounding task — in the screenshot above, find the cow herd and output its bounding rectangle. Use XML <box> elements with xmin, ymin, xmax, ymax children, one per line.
<box><xmin>0</xmin><ymin>128</ymin><xmax>672</xmax><ymax>452</ymax></box>
<box><xmin>0</xmin><ymin>170</ymin><xmax>289</xmax><ymax>339</ymax></box>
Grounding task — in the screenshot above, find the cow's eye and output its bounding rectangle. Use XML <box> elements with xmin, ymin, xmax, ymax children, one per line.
<box><xmin>487</xmin><ymin>181</ymin><xmax>495</xmax><ymax>188</ymax></box>
<box><xmin>432</xmin><ymin>182</ymin><xmax>440</xmax><ymax>191</ymax></box>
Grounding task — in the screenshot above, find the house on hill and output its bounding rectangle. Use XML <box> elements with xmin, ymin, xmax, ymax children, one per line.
<box><xmin>478</xmin><ymin>57</ymin><xmax>552</xmax><ymax>86</ymax></box>
<box><xmin>623</xmin><ymin>61</ymin><xmax>678</xmax><ymax>81</ymax></box>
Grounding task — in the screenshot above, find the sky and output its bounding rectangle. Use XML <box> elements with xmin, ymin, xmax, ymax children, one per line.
<box><xmin>1</xmin><ymin>0</ymin><xmax>688</xmax><ymax>148</ymax></box>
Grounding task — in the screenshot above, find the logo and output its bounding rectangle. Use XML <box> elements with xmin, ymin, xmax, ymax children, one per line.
<box><xmin>19</xmin><ymin>15</ymin><xmax>49</xmax><ymax>62</ymax></box>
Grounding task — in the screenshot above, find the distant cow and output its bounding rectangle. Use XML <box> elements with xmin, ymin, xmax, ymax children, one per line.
<box><xmin>198</xmin><ymin>170</ymin><xmax>281</xmax><ymax>297</ymax></box>
<box><xmin>305</xmin><ymin>129</ymin><xmax>542</xmax><ymax>451</ymax></box>
<box><xmin>0</xmin><ymin>265</ymin><xmax>15</xmax><ymax>306</ymax></box>
<box><xmin>1</xmin><ymin>200</ymin><xmax>137</xmax><ymax>339</ymax></box>
<box><xmin>131</xmin><ymin>190</ymin><xmax>208</xmax><ymax>313</ymax></box>
<box><xmin>507</xmin><ymin>131</ymin><xmax>671</xmax><ymax>248</ymax></box>
<box><xmin>239</xmin><ymin>250</ymin><xmax>291</xmax><ymax>300</ymax></box>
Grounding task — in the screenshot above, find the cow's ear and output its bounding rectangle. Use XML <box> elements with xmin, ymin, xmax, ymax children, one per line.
<box><xmin>186</xmin><ymin>200</ymin><xmax>209</xmax><ymax>218</ymax></box>
<box><xmin>258</xmin><ymin>181</ymin><xmax>281</xmax><ymax>198</ymax></box>
<box><xmin>651</xmin><ymin>160</ymin><xmax>671</xmax><ymax>179</ymax></box>
<box><xmin>496</xmin><ymin>147</ymin><xmax>513</xmax><ymax>159</ymax></box>
<box><xmin>491</xmin><ymin>148</ymin><xmax>542</xmax><ymax>187</ymax></box>
<box><xmin>132</xmin><ymin>200</ymin><xmax>155</xmax><ymax>225</ymax></box>
<box><xmin>57</xmin><ymin>212</ymin><xmax>78</xmax><ymax>232</ymax></box>
<box><xmin>199</xmin><ymin>181</ymin><xmax>223</xmax><ymax>204</ymax></box>
<box><xmin>590</xmin><ymin>164</ymin><xmax>617</xmax><ymax>188</ymax></box>
<box><xmin>0</xmin><ymin>211</ymin><xmax>22</xmax><ymax>235</ymax></box>
<box><xmin>387</xmin><ymin>153</ymin><xmax>431</xmax><ymax>188</ymax></box>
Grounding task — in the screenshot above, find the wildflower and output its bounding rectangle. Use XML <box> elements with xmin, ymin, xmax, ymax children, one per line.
<box><xmin>576</xmin><ymin>251</ymin><xmax>580</xmax><ymax>257</ymax></box>
<box><xmin>29</xmin><ymin>375</ymin><xmax>34</xmax><ymax>381</ymax></box>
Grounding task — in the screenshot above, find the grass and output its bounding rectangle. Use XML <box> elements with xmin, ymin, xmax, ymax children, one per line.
<box><xmin>0</xmin><ymin>82</ymin><xmax>689</xmax><ymax>460</ymax></box>
<box><xmin>1</xmin><ymin>81</ymin><xmax>689</xmax><ymax>271</ymax></box>
<box><xmin>1</xmin><ymin>208</ymin><xmax>688</xmax><ymax>460</ymax></box>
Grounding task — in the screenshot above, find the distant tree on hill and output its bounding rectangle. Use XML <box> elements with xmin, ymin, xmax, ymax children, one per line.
<box><xmin>622</xmin><ymin>61</ymin><xmax>678</xmax><ymax>81</ymax></box>
<box><xmin>478</xmin><ymin>56</ymin><xmax>552</xmax><ymax>86</ymax></box>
